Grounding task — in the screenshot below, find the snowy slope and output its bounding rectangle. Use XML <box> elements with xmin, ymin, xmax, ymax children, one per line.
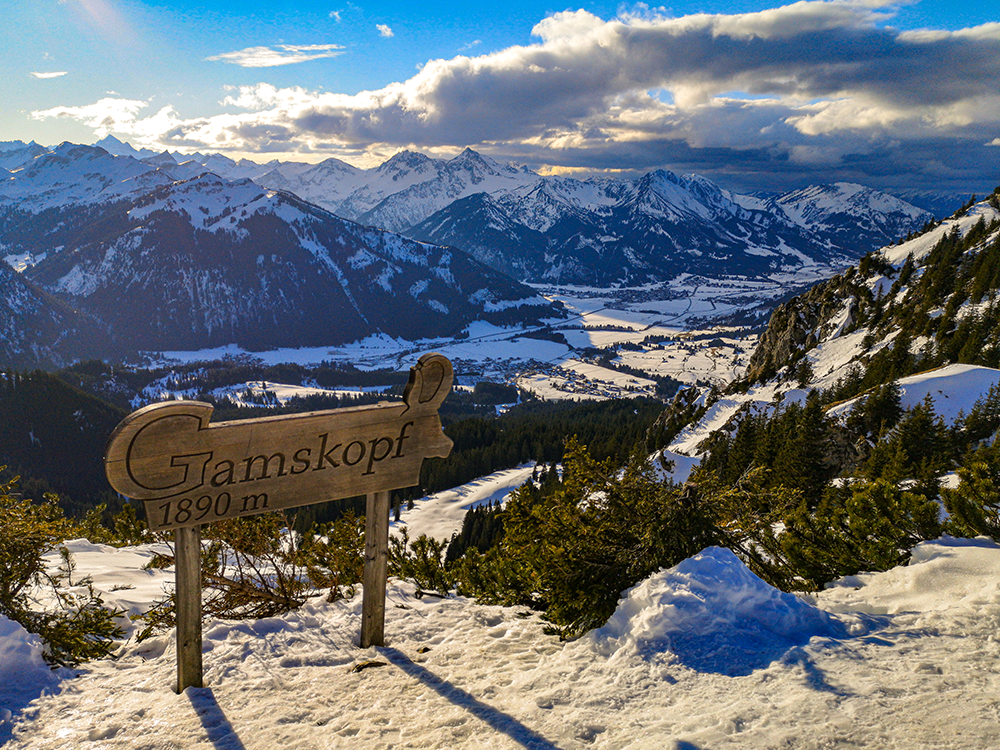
<box><xmin>827</xmin><ymin>364</ymin><xmax>1000</xmax><ymax>426</ymax></box>
<box><xmin>881</xmin><ymin>201</ymin><xmax>1000</xmax><ymax>265</ymax></box>
<box><xmin>667</xmin><ymin>194</ymin><xmax>1000</xmax><ymax>470</ymax></box>
<box><xmin>6</xmin><ymin>537</ymin><xmax>1000</xmax><ymax>748</ymax></box>
<box><xmin>394</xmin><ymin>464</ymin><xmax>539</xmax><ymax>542</ymax></box>
<box><xmin>93</xmin><ymin>135</ymin><xmax>158</xmax><ymax>160</ymax></box>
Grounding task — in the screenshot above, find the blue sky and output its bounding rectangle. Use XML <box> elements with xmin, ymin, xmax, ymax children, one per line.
<box><xmin>3</xmin><ymin>1</ymin><xmax>999</xmax><ymax>193</ymax></box>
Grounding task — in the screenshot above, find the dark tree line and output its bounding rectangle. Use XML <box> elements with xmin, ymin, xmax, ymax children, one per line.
<box><xmin>412</xmin><ymin>397</ymin><xmax>666</xmax><ymax>500</ymax></box>
<box><xmin>0</xmin><ymin>370</ymin><xmax>125</xmax><ymax>516</ymax></box>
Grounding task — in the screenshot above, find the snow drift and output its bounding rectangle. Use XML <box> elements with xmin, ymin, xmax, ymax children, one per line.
<box><xmin>0</xmin><ymin>616</ymin><xmax>62</xmax><ymax>742</ymax></box>
<box><xmin>586</xmin><ymin>547</ymin><xmax>847</xmax><ymax>675</ymax></box>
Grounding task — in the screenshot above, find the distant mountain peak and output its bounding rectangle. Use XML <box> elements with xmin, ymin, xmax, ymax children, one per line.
<box><xmin>449</xmin><ymin>148</ymin><xmax>520</xmax><ymax>176</ymax></box>
<box><xmin>379</xmin><ymin>149</ymin><xmax>435</xmax><ymax>172</ymax></box>
<box><xmin>94</xmin><ymin>135</ymin><xmax>158</xmax><ymax>160</ymax></box>
<box><xmin>141</xmin><ymin>151</ymin><xmax>178</xmax><ymax>167</ymax></box>
<box><xmin>95</xmin><ymin>134</ymin><xmax>127</xmax><ymax>149</ymax></box>
<box><xmin>314</xmin><ymin>156</ymin><xmax>360</xmax><ymax>173</ymax></box>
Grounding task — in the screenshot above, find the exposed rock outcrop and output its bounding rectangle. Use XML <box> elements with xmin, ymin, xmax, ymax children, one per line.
<box><xmin>746</xmin><ymin>267</ymin><xmax>870</xmax><ymax>383</ymax></box>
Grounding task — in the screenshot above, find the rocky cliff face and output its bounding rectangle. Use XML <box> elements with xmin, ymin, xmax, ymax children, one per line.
<box><xmin>745</xmin><ymin>267</ymin><xmax>870</xmax><ymax>383</ymax></box>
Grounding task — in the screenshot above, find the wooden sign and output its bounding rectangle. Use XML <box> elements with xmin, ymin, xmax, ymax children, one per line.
<box><xmin>105</xmin><ymin>353</ymin><xmax>454</xmax><ymax>531</ymax></box>
<box><xmin>104</xmin><ymin>353</ymin><xmax>454</xmax><ymax>692</ymax></box>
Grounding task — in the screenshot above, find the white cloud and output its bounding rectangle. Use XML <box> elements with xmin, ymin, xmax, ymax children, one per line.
<box><xmin>531</xmin><ymin>10</ymin><xmax>605</xmax><ymax>42</ymax></box>
<box><xmin>31</xmin><ymin>97</ymin><xmax>150</xmax><ymax>135</ymax></box>
<box><xmin>376</xmin><ymin>24</ymin><xmax>394</xmax><ymax>38</ymax></box>
<box><xmin>29</xmin><ymin>1</ymin><xmax>1000</xmax><ymax>190</ymax></box>
<box><xmin>221</xmin><ymin>84</ymin><xmax>318</xmax><ymax>110</ymax></box>
<box><xmin>207</xmin><ymin>43</ymin><xmax>345</xmax><ymax>68</ymax></box>
<box><xmin>29</xmin><ymin>71</ymin><xmax>68</xmax><ymax>79</ymax></box>
<box><xmin>329</xmin><ymin>10</ymin><xmax>342</xmax><ymax>22</ymax></box>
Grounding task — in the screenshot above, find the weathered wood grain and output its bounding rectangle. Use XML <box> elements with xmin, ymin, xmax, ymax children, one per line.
<box><xmin>360</xmin><ymin>491</ymin><xmax>390</xmax><ymax>648</ymax></box>
<box><xmin>105</xmin><ymin>353</ymin><xmax>454</xmax><ymax>531</ymax></box>
<box><xmin>175</xmin><ymin>525</ymin><xmax>203</xmax><ymax>692</ymax></box>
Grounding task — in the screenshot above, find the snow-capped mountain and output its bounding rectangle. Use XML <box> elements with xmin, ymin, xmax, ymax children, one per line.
<box><xmin>356</xmin><ymin>149</ymin><xmax>540</xmax><ymax>232</ymax></box>
<box><xmin>408</xmin><ymin>192</ymin><xmax>551</xmax><ymax>280</ymax></box>
<box><xmin>162</xmin><ymin>143</ymin><xmax>935</xmax><ymax>284</ymax></box>
<box><xmin>259</xmin><ymin>148</ymin><xmax>541</xmax><ymax>233</ymax></box>
<box><xmin>256</xmin><ymin>156</ymin><xmax>365</xmax><ymax>210</ymax></box>
<box><xmin>770</xmin><ymin>182</ymin><xmax>932</xmax><ymax>253</ymax></box>
<box><xmin>0</xmin><ymin>143</ymin><xmax>197</xmax><ymax>212</ymax></box>
<box><xmin>92</xmin><ymin>134</ymin><xmax>159</xmax><ymax>160</ymax></box>
<box><xmin>330</xmin><ymin>150</ymin><xmax>443</xmax><ymax>224</ymax></box>
<box><xmin>0</xmin><ymin>144</ymin><xmax>558</xmax><ymax>358</ymax></box>
<box><xmin>409</xmin><ymin>170</ymin><xmax>886</xmax><ymax>285</ymax></box>
<box><xmin>0</xmin><ymin>141</ymin><xmax>49</xmax><ymax>171</ymax></box>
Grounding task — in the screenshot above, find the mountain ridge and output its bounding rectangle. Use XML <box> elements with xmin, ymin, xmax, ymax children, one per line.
<box><xmin>0</xmin><ymin>146</ymin><xmax>559</xmax><ymax>363</ymax></box>
<box><xmin>1</xmin><ymin>139</ymin><xmax>938</xmax><ymax>289</ymax></box>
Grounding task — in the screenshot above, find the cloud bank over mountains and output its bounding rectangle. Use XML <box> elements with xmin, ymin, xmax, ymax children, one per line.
<box><xmin>31</xmin><ymin>1</ymin><xmax>1000</xmax><ymax>192</ymax></box>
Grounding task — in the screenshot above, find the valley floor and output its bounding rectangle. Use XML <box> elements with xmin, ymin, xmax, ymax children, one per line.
<box><xmin>149</xmin><ymin>275</ymin><xmax>810</xmax><ymax>402</ymax></box>
<box><xmin>5</xmin><ymin>536</ymin><xmax>1000</xmax><ymax>749</ymax></box>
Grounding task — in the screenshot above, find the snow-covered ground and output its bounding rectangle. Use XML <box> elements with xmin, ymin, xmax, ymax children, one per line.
<box><xmin>394</xmin><ymin>465</ymin><xmax>538</xmax><ymax>542</ymax></box>
<box><xmin>5</xmin><ymin>536</ymin><xmax>1000</xmax><ymax>749</ymax></box>
<box><xmin>138</xmin><ymin>378</ymin><xmax>391</xmax><ymax>409</ymax></box>
<box><xmin>827</xmin><ymin>363</ymin><xmax>1000</xmax><ymax>425</ymax></box>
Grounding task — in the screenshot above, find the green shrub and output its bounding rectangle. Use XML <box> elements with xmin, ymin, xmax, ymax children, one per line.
<box><xmin>0</xmin><ymin>474</ymin><xmax>123</xmax><ymax>666</ymax></box>
<box><xmin>943</xmin><ymin>442</ymin><xmax>1000</xmax><ymax>539</ymax></box>
<box><xmin>299</xmin><ymin>512</ymin><xmax>366</xmax><ymax>601</ymax></box>
<box><xmin>137</xmin><ymin>510</ymin><xmax>369</xmax><ymax>639</ymax></box>
<box><xmin>781</xmin><ymin>478</ymin><xmax>942</xmax><ymax>588</ymax></box>
<box><xmin>454</xmin><ymin>439</ymin><xmax>717</xmax><ymax>638</ymax></box>
<box><xmin>389</xmin><ymin>527</ymin><xmax>452</xmax><ymax>594</ymax></box>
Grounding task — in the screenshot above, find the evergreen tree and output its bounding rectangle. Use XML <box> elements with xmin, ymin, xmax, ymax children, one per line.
<box><xmin>771</xmin><ymin>393</ymin><xmax>830</xmax><ymax>506</ymax></box>
<box><xmin>942</xmin><ymin>442</ymin><xmax>1000</xmax><ymax>539</ymax></box>
<box><xmin>893</xmin><ymin>396</ymin><xmax>953</xmax><ymax>480</ymax></box>
<box><xmin>846</xmin><ymin>382</ymin><xmax>903</xmax><ymax>439</ymax></box>
<box><xmin>781</xmin><ymin>478</ymin><xmax>941</xmax><ymax>588</ymax></box>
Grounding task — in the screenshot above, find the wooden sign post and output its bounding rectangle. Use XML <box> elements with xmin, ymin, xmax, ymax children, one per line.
<box><xmin>105</xmin><ymin>353</ymin><xmax>453</xmax><ymax>691</ymax></box>
<box><xmin>361</xmin><ymin>490</ymin><xmax>391</xmax><ymax>649</ymax></box>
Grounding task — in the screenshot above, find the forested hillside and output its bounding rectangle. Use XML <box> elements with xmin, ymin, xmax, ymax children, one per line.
<box><xmin>0</xmin><ymin>371</ymin><xmax>125</xmax><ymax>514</ymax></box>
<box><xmin>435</xmin><ymin>188</ymin><xmax>1000</xmax><ymax>636</ymax></box>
